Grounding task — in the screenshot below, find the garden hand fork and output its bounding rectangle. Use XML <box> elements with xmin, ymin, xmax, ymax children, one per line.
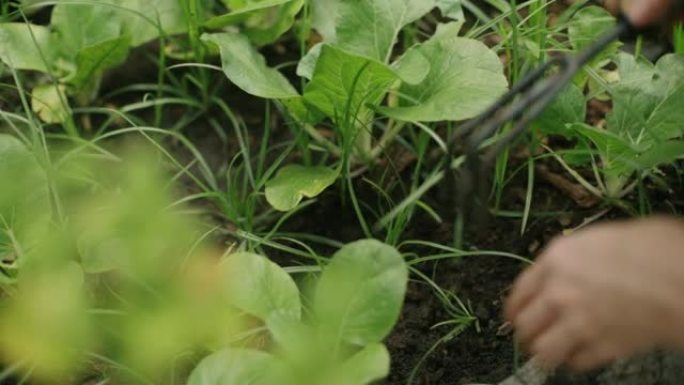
<box><xmin>455</xmin><ymin>14</ymin><xmax>633</xmax><ymax>385</ymax></box>
<box><xmin>445</xmin><ymin>17</ymin><xmax>633</xmax><ymax>223</ymax></box>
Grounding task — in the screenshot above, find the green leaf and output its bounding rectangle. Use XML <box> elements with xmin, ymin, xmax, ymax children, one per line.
<box><xmin>568</xmin><ymin>6</ymin><xmax>616</xmax><ymax>52</ymax></box>
<box><xmin>187</xmin><ymin>349</ymin><xmax>294</xmax><ymax>385</ymax></box>
<box><xmin>31</xmin><ymin>84</ymin><xmax>70</xmax><ymax>124</ymax></box>
<box><xmin>437</xmin><ymin>0</ymin><xmax>464</xmax><ymax>20</ymax></box>
<box><xmin>607</xmin><ymin>53</ymin><xmax>684</xmax><ymax>144</ymax></box>
<box><xmin>333</xmin><ymin>0</ymin><xmax>436</xmax><ymax>62</ymax></box>
<box><xmin>0</xmin><ymin>135</ymin><xmax>50</xmax><ymax>227</ymax></box>
<box><xmin>265</xmin><ymin>165</ymin><xmax>338</xmax><ymax>211</ymax></box>
<box><xmin>391</xmin><ymin>46</ymin><xmax>431</xmax><ymax>85</ymax></box>
<box><xmin>634</xmin><ymin>141</ymin><xmax>684</xmax><ymax>169</ymax></box>
<box><xmin>533</xmin><ymin>83</ymin><xmax>586</xmax><ymax>136</ymax></box>
<box><xmin>243</xmin><ymin>0</ymin><xmax>305</xmax><ymax>46</ymax></box>
<box><xmin>69</xmin><ymin>36</ymin><xmax>131</xmax><ymax>90</ymax></box>
<box><xmin>0</xmin><ymin>23</ymin><xmax>54</xmax><ymax>72</ymax></box>
<box><xmin>380</xmin><ymin>25</ymin><xmax>508</xmax><ymax>122</ymax></box>
<box><xmin>119</xmin><ymin>0</ymin><xmax>192</xmax><ymax>46</ymax></box>
<box><xmin>302</xmin><ymin>45</ymin><xmax>397</xmax><ymax>122</ymax></box>
<box><xmin>205</xmin><ymin>0</ymin><xmax>291</xmax><ymax>28</ymax></box>
<box><xmin>221</xmin><ymin>252</ymin><xmax>301</xmax><ymax>320</ymax></box>
<box><xmin>296</xmin><ymin>43</ymin><xmax>322</xmax><ymax>80</ymax></box>
<box><xmin>202</xmin><ymin>32</ymin><xmax>299</xmax><ymax>99</ymax></box>
<box><xmin>51</xmin><ymin>3</ymin><xmax>122</xmax><ymax>57</ymax></box>
<box><xmin>311</xmin><ymin>0</ymin><xmax>339</xmax><ymax>41</ymax></box>
<box><xmin>281</xmin><ymin>96</ymin><xmax>324</xmax><ymax>125</ymax></box>
<box><xmin>571</xmin><ymin>123</ymin><xmax>639</xmax><ymax>176</ymax></box>
<box><xmin>313</xmin><ymin>239</ymin><xmax>408</xmax><ymax>346</ymax></box>
<box><xmin>207</xmin><ymin>0</ymin><xmax>303</xmax><ymax>45</ymax></box>
<box><xmin>329</xmin><ymin>343</ymin><xmax>390</xmax><ymax>385</ymax></box>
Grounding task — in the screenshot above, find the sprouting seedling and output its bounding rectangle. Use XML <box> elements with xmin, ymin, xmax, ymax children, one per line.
<box><xmin>188</xmin><ymin>239</ymin><xmax>409</xmax><ymax>385</ymax></box>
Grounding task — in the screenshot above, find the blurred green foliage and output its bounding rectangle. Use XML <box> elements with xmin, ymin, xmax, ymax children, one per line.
<box><xmin>0</xmin><ymin>136</ymin><xmax>247</xmax><ymax>383</ymax></box>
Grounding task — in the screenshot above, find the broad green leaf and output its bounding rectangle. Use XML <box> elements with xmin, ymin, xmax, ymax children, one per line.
<box><xmin>296</xmin><ymin>43</ymin><xmax>322</xmax><ymax>80</ymax></box>
<box><xmin>266</xmin><ymin>311</ymin><xmax>318</xmax><ymax>370</ymax></box>
<box><xmin>533</xmin><ymin>83</ymin><xmax>585</xmax><ymax>136</ymax></box>
<box><xmin>644</xmin><ymin>85</ymin><xmax>684</xmax><ymax>142</ymax></box>
<box><xmin>70</xmin><ymin>36</ymin><xmax>131</xmax><ymax>90</ymax></box>
<box><xmin>571</xmin><ymin>123</ymin><xmax>639</xmax><ymax>176</ymax></box>
<box><xmin>282</xmin><ymin>96</ymin><xmax>324</xmax><ymax>124</ymax></box>
<box><xmin>188</xmin><ymin>349</ymin><xmax>294</xmax><ymax>385</ymax></box>
<box><xmin>31</xmin><ymin>84</ymin><xmax>70</xmax><ymax>124</ymax></box>
<box><xmin>329</xmin><ymin>343</ymin><xmax>390</xmax><ymax>385</ymax></box>
<box><xmin>634</xmin><ymin>141</ymin><xmax>684</xmax><ymax>169</ymax></box>
<box><xmin>437</xmin><ymin>0</ymin><xmax>464</xmax><ymax>20</ymax></box>
<box><xmin>313</xmin><ymin>239</ymin><xmax>408</xmax><ymax>346</ymax></box>
<box><xmin>568</xmin><ymin>6</ymin><xmax>619</xmax><ymax>87</ymax></box>
<box><xmin>119</xmin><ymin>0</ymin><xmax>191</xmax><ymax>46</ymax></box>
<box><xmin>608</xmin><ymin>53</ymin><xmax>684</xmax><ymax>145</ymax></box>
<box><xmin>221</xmin><ymin>252</ymin><xmax>301</xmax><ymax>320</ymax></box>
<box><xmin>606</xmin><ymin>54</ymin><xmax>659</xmax><ymax>141</ymax></box>
<box><xmin>0</xmin><ymin>135</ymin><xmax>50</xmax><ymax>236</ymax></box>
<box><xmin>311</xmin><ymin>0</ymin><xmax>339</xmax><ymax>41</ymax></box>
<box><xmin>51</xmin><ymin>3</ymin><xmax>122</xmax><ymax>57</ymax></box>
<box><xmin>202</xmin><ymin>32</ymin><xmax>299</xmax><ymax>99</ymax></box>
<box><xmin>380</xmin><ymin>26</ymin><xmax>507</xmax><ymax>122</ymax></box>
<box><xmin>205</xmin><ymin>0</ymin><xmax>291</xmax><ymax>28</ymax></box>
<box><xmin>265</xmin><ymin>165</ymin><xmax>338</xmax><ymax>211</ymax></box>
<box><xmin>243</xmin><ymin>0</ymin><xmax>305</xmax><ymax>46</ymax></box>
<box><xmin>568</xmin><ymin>6</ymin><xmax>616</xmax><ymax>52</ymax></box>
<box><xmin>333</xmin><ymin>0</ymin><xmax>436</xmax><ymax>62</ymax></box>
<box><xmin>391</xmin><ymin>46</ymin><xmax>431</xmax><ymax>85</ymax></box>
<box><xmin>302</xmin><ymin>45</ymin><xmax>397</xmax><ymax>122</ymax></box>
<box><xmin>0</xmin><ymin>23</ymin><xmax>54</xmax><ymax>72</ymax></box>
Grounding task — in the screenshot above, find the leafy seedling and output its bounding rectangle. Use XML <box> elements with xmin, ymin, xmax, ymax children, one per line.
<box><xmin>203</xmin><ymin>0</ymin><xmax>508</xmax><ymax>211</ymax></box>
<box><xmin>188</xmin><ymin>239</ymin><xmax>408</xmax><ymax>385</ymax></box>
<box><xmin>0</xmin><ymin>1</ymin><xmax>204</xmax><ymax>126</ymax></box>
<box><xmin>537</xmin><ymin>52</ymin><xmax>684</xmax><ymax>202</ymax></box>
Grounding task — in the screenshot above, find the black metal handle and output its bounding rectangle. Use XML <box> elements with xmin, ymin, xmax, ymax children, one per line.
<box><xmin>445</xmin><ymin>17</ymin><xmax>633</xmax><ymax>224</ymax></box>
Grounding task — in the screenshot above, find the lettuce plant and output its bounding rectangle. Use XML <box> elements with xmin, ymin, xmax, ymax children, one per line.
<box><xmin>0</xmin><ymin>0</ymin><xmax>203</xmax><ymax>128</ymax></box>
<box><xmin>203</xmin><ymin>0</ymin><xmax>509</xmax><ymax>211</ymax></box>
<box><xmin>536</xmin><ymin>52</ymin><xmax>684</xmax><ymax>201</ymax></box>
<box><xmin>188</xmin><ymin>239</ymin><xmax>408</xmax><ymax>385</ymax></box>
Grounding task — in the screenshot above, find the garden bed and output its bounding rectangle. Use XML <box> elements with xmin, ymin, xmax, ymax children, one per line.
<box><xmin>1</xmin><ymin>1</ymin><xmax>684</xmax><ymax>384</ymax></box>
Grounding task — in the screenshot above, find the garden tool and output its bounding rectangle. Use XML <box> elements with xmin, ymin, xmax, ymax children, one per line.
<box><xmin>445</xmin><ymin>17</ymin><xmax>633</xmax><ymax>224</ymax></box>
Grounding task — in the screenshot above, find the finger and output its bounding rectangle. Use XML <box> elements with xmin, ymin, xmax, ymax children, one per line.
<box><xmin>513</xmin><ymin>294</ymin><xmax>559</xmax><ymax>347</ymax></box>
<box><xmin>567</xmin><ymin>343</ymin><xmax>619</xmax><ymax>372</ymax></box>
<box><xmin>625</xmin><ymin>0</ymin><xmax>671</xmax><ymax>28</ymax></box>
<box><xmin>504</xmin><ymin>263</ymin><xmax>547</xmax><ymax>321</ymax></box>
<box><xmin>604</xmin><ymin>0</ymin><xmax>620</xmax><ymax>15</ymax></box>
<box><xmin>530</xmin><ymin>317</ymin><xmax>586</xmax><ymax>369</ymax></box>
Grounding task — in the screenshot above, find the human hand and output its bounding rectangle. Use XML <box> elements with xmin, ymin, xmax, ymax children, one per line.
<box><xmin>504</xmin><ymin>217</ymin><xmax>684</xmax><ymax>371</ymax></box>
<box><xmin>604</xmin><ymin>0</ymin><xmax>676</xmax><ymax>28</ymax></box>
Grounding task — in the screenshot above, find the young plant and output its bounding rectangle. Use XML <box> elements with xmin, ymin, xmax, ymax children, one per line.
<box><xmin>536</xmin><ymin>52</ymin><xmax>684</xmax><ymax>204</ymax></box>
<box><xmin>202</xmin><ymin>0</ymin><xmax>509</xmax><ymax>212</ymax></box>
<box><xmin>188</xmin><ymin>239</ymin><xmax>409</xmax><ymax>385</ymax></box>
<box><xmin>0</xmin><ymin>1</ymin><xmax>208</xmax><ymax>129</ymax></box>
<box><xmin>0</xmin><ymin>136</ymin><xmax>249</xmax><ymax>383</ymax></box>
